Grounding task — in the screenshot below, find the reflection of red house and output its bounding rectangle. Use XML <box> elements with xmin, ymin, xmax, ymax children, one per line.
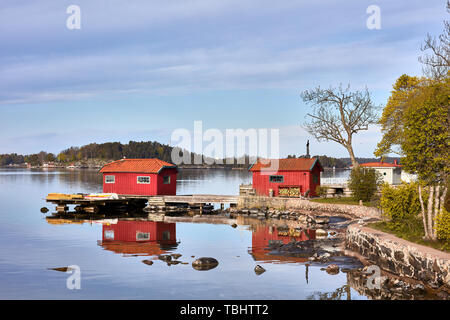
<box><xmin>250</xmin><ymin>225</ymin><xmax>316</xmax><ymax>263</ymax></box>
<box><xmin>249</xmin><ymin>158</ymin><xmax>323</xmax><ymax>197</ymax></box>
<box><xmin>100</xmin><ymin>158</ymin><xmax>177</xmax><ymax>196</ymax></box>
<box><xmin>99</xmin><ymin>220</ymin><xmax>177</xmax><ymax>256</ymax></box>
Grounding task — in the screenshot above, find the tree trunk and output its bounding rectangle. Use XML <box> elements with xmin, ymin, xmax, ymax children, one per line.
<box><xmin>433</xmin><ymin>185</ymin><xmax>440</xmax><ymax>240</ymax></box>
<box><xmin>440</xmin><ymin>186</ymin><xmax>448</xmax><ymax>216</ymax></box>
<box><xmin>427</xmin><ymin>185</ymin><xmax>434</xmax><ymax>240</ymax></box>
<box><xmin>418</xmin><ymin>185</ymin><xmax>429</xmax><ymax>239</ymax></box>
<box><xmin>346</xmin><ymin>144</ymin><xmax>359</xmax><ymax>168</ymax></box>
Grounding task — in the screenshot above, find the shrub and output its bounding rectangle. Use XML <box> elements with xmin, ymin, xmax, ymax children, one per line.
<box><xmin>315</xmin><ymin>185</ymin><xmax>328</xmax><ymax>198</ymax></box>
<box><xmin>348</xmin><ymin>166</ymin><xmax>382</xmax><ymax>202</ymax></box>
<box><xmin>380</xmin><ymin>182</ymin><xmax>423</xmax><ymax>227</ymax></box>
<box><xmin>436</xmin><ymin>209</ymin><xmax>450</xmax><ymax>241</ymax></box>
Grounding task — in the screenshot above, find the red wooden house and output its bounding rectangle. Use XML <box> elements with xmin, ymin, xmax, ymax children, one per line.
<box><xmin>249</xmin><ymin>158</ymin><xmax>323</xmax><ymax>197</ymax></box>
<box><xmin>99</xmin><ymin>158</ymin><xmax>177</xmax><ymax>196</ymax></box>
<box><xmin>100</xmin><ymin>220</ymin><xmax>177</xmax><ymax>255</ymax></box>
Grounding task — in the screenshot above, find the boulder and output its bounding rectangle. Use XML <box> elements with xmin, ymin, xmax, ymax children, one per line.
<box><xmin>158</xmin><ymin>254</ymin><xmax>172</xmax><ymax>262</ymax></box>
<box><xmin>254</xmin><ymin>265</ymin><xmax>266</xmax><ymax>275</ymax></box>
<box><xmin>192</xmin><ymin>257</ymin><xmax>219</xmax><ymax>271</ymax></box>
<box><xmin>326</xmin><ymin>264</ymin><xmax>340</xmax><ymax>275</ymax></box>
<box><xmin>142</xmin><ymin>260</ymin><xmax>153</xmax><ymax>266</ymax></box>
<box><xmin>315</xmin><ymin>229</ymin><xmax>328</xmax><ymax>238</ymax></box>
<box><xmin>315</xmin><ymin>217</ymin><xmax>330</xmax><ymax>224</ymax></box>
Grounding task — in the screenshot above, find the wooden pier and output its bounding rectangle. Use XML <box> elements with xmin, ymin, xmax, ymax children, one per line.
<box><xmin>46</xmin><ymin>193</ymin><xmax>238</xmax><ymax>215</ymax></box>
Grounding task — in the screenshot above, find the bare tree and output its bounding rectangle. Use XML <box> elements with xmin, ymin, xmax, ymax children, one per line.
<box><xmin>301</xmin><ymin>84</ymin><xmax>379</xmax><ymax>167</ymax></box>
<box><xmin>419</xmin><ymin>0</ymin><xmax>450</xmax><ymax>79</ymax></box>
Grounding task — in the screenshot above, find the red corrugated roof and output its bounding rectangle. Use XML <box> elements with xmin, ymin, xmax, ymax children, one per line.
<box><xmin>99</xmin><ymin>158</ymin><xmax>177</xmax><ymax>174</ymax></box>
<box><xmin>250</xmin><ymin>158</ymin><xmax>321</xmax><ymax>172</ymax></box>
<box><xmin>359</xmin><ymin>162</ymin><xmax>402</xmax><ymax>168</ymax></box>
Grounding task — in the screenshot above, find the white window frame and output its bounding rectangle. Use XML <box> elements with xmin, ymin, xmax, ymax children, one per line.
<box><xmin>105</xmin><ymin>175</ymin><xmax>115</xmax><ymax>184</ymax></box>
<box><xmin>137</xmin><ymin>176</ymin><xmax>151</xmax><ymax>184</ymax></box>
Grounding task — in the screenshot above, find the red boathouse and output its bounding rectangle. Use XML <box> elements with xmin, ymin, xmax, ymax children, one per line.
<box><xmin>249</xmin><ymin>158</ymin><xmax>323</xmax><ymax>197</ymax></box>
<box><xmin>99</xmin><ymin>158</ymin><xmax>177</xmax><ymax>196</ymax></box>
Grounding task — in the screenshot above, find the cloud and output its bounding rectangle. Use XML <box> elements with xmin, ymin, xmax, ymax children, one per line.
<box><xmin>0</xmin><ymin>0</ymin><xmax>444</xmax><ymax>105</ymax></box>
<box><xmin>0</xmin><ymin>37</ymin><xmax>422</xmax><ymax>105</ymax></box>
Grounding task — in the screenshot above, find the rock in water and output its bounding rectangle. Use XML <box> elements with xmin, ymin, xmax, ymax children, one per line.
<box><xmin>254</xmin><ymin>265</ymin><xmax>266</xmax><ymax>275</ymax></box>
<box><xmin>315</xmin><ymin>229</ymin><xmax>328</xmax><ymax>238</ymax></box>
<box><xmin>326</xmin><ymin>264</ymin><xmax>340</xmax><ymax>275</ymax></box>
<box><xmin>171</xmin><ymin>253</ymin><xmax>182</xmax><ymax>260</ymax></box>
<box><xmin>40</xmin><ymin>207</ymin><xmax>49</xmax><ymax>213</ymax></box>
<box><xmin>158</xmin><ymin>254</ymin><xmax>172</xmax><ymax>262</ymax></box>
<box><xmin>142</xmin><ymin>260</ymin><xmax>153</xmax><ymax>266</ymax></box>
<box><xmin>192</xmin><ymin>257</ymin><xmax>219</xmax><ymax>271</ymax></box>
<box><xmin>48</xmin><ymin>267</ymin><xmax>70</xmax><ymax>272</ymax></box>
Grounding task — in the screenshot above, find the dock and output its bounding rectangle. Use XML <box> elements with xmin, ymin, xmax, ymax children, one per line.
<box><xmin>45</xmin><ymin>193</ymin><xmax>238</xmax><ymax>215</ymax></box>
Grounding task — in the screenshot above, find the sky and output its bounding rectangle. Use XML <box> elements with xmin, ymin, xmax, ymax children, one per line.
<box><xmin>0</xmin><ymin>0</ymin><xmax>448</xmax><ymax>158</ymax></box>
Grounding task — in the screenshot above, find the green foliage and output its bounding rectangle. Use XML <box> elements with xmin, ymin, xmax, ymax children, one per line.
<box><xmin>348</xmin><ymin>167</ymin><xmax>382</xmax><ymax>202</ymax></box>
<box><xmin>315</xmin><ymin>185</ymin><xmax>328</xmax><ymax>198</ymax></box>
<box><xmin>0</xmin><ymin>153</ymin><xmax>25</xmax><ymax>166</ymax></box>
<box><xmin>436</xmin><ymin>209</ymin><xmax>450</xmax><ymax>241</ymax></box>
<box><xmin>401</xmin><ymin>78</ymin><xmax>450</xmax><ymax>184</ymax></box>
<box><xmin>380</xmin><ymin>182</ymin><xmax>423</xmax><ymax>228</ymax></box>
<box><xmin>369</xmin><ymin>218</ymin><xmax>449</xmax><ymax>252</ymax></box>
<box><xmin>375</xmin><ymin>76</ymin><xmax>449</xmax><ymax>185</ymax></box>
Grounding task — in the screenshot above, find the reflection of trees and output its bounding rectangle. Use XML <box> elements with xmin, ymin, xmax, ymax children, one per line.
<box><xmin>306</xmin><ymin>285</ymin><xmax>351</xmax><ymax>300</ymax></box>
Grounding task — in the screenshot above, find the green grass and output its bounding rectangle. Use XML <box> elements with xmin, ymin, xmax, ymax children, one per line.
<box><xmin>368</xmin><ymin>219</ymin><xmax>450</xmax><ymax>253</ymax></box>
<box><xmin>310</xmin><ymin>197</ymin><xmax>376</xmax><ymax>207</ymax></box>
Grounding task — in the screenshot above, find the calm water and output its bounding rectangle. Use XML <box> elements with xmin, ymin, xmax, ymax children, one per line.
<box><xmin>0</xmin><ymin>167</ymin><xmax>367</xmax><ymax>300</ymax></box>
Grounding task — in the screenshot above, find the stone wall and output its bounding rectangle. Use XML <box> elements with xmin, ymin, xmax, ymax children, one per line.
<box><xmin>237</xmin><ymin>196</ymin><xmax>380</xmax><ymax>219</ymax></box>
<box><xmin>346</xmin><ymin>224</ymin><xmax>450</xmax><ymax>288</ymax></box>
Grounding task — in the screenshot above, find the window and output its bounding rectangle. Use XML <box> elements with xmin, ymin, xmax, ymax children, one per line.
<box><xmin>137</xmin><ymin>176</ymin><xmax>150</xmax><ymax>184</ymax></box>
<box><xmin>136</xmin><ymin>232</ymin><xmax>150</xmax><ymax>241</ymax></box>
<box><xmin>269</xmin><ymin>175</ymin><xmax>284</xmax><ymax>183</ymax></box>
<box><xmin>163</xmin><ymin>175</ymin><xmax>171</xmax><ymax>184</ymax></box>
<box><xmin>104</xmin><ymin>230</ymin><xmax>114</xmax><ymax>240</ymax></box>
<box><xmin>105</xmin><ymin>175</ymin><xmax>115</xmax><ymax>183</ymax></box>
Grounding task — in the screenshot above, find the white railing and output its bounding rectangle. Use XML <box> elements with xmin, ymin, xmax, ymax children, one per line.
<box><xmin>321</xmin><ymin>177</ymin><xmax>349</xmax><ymax>186</ymax></box>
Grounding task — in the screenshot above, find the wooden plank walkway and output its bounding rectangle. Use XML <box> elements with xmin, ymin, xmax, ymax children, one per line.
<box><xmin>120</xmin><ymin>194</ymin><xmax>239</xmax><ymax>204</ymax></box>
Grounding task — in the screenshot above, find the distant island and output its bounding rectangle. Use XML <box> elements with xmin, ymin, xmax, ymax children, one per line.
<box><xmin>0</xmin><ymin>140</ymin><xmax>400</xmax><ymax>169</ymax></box>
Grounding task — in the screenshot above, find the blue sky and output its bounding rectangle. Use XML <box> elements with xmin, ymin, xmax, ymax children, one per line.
<box><xmin>0</xmin><ymin>0</ymin><xmax>447</xmax><ymax>157</ymax></box>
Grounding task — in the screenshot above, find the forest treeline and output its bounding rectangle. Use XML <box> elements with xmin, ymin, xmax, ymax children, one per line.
<box><xmin>0</xmin><ymin>140</ymin><xmax>399</xmax><ymax>168</ymax></box>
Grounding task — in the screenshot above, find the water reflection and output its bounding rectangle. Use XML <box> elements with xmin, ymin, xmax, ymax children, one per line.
<box><xmin>2</xmin><ymin>168</ymin><xmax>441</xmax><ymax>300</ymax></box>
<box><xmin>249</xmin><ymin>222</ymin><xmax>316</xmax><ymax>263</ymax></box>
<box><xmin>99</xmin><ymin>220</ymin><xmax>178</xmax><ymax>256</ymax></box>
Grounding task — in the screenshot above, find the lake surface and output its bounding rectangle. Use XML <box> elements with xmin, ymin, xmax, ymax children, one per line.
<box><xmin>0</xmin><ymin>167</ymin><xmax>368</xmax><ymax>300</ymax></box>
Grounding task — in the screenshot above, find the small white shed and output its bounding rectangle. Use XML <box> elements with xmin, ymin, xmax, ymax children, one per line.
<box><xmin>359</xmin><ymin>161</ymin><xmax>402</xmax><ymax>185</ymax></box>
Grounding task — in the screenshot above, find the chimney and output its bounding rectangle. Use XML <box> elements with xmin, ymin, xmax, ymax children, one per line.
<box><xmin>394</xmin><ymin>159</ymin><xmax>398</xmax><ymax>165</ymax></box>
<box><xmin>306</xmin><ymin>140</ymin><xmax>310</xmax><ymax>159</ymax></box>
